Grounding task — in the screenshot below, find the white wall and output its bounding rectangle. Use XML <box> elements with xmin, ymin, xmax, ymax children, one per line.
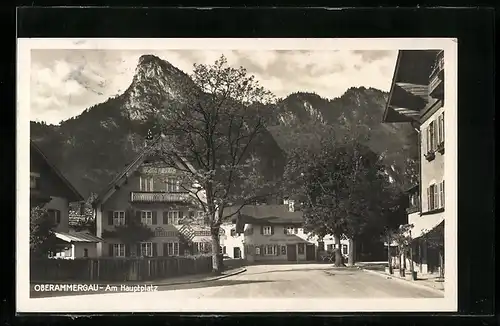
<box><xmin>220</xmin><ymin>223</ymin><xmax>244</xmax><ymax>259</ymax></box>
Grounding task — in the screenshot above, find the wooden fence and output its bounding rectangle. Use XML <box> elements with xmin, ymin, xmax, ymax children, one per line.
<box><xmin>31</xmin><ymin>255</ymin><xmax>214</xmax><ymax>282</ymax></box>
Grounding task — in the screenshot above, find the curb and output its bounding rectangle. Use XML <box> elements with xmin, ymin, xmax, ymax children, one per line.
<box><xmin>359</xmin><ymin>267</ymin><xmax>445</xmax><ymax>296</ymax></box>
<box><xmin>154</xmin><ymin>267</ymin><xmax>247</xmax><ymax>286</ymax></box>
<box><xmin>32</xmin><ymin>268</ymin><xmax>247</xmax><ymax>287</ymax></box>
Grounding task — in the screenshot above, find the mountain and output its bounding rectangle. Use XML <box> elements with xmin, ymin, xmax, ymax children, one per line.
<box><xmin>30</xmin><ymin>54</ymin><xmax>417</xmax><ymax>199</ymax></box>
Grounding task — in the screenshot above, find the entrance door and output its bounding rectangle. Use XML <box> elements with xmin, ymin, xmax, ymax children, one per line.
<box><xmin>305</xmin><ymin>244</ymin><xmax>316</xmax><ymax>261</ymax></box>
<box><xmin>233</xmin><ymin>247</ymin><xmax>241</xmax><ymax>259</ymax></box>
<box><xmin>286</xmin><ymin>244</ymin><xmax>297</xmax><ymax>261</ymax></box>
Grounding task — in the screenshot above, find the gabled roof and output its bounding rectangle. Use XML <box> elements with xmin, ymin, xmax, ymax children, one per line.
<box><xmin>30</xmin><ymin>140</ymin><xmax>84</xmax><ymax>203</ymax></box>
<box><xmin>92</xmin><ymin>136</ymin><xmax>198</xmax><ymax>207</ymax></box>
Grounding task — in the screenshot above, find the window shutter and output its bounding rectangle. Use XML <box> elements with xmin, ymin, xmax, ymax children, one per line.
<box><xmin>179</xmin><ymin>211</ymin><xmax>184</xmax><ymax>221</ymax></box>
<box><xmin>283</xmin><ymin>227</ymin><xmax>287</xmax><ymax>234</ymax></box>
<box><xmin>260</xmin><ymin>226</ymin><xmax>264</xmax><ymax>234</ymax></box>
<box><xmin>260</xmin><ymin>245</ymin><xmax>264</xmax><ymax>255</ymax></box>
<box><xmin>136</xmin><ymin>210</ymin><xmax>141</xmax><ymax>222</ymax></box>
<box><xmin>425</xmin><ymin>127</ymin><xmax>429</xmax><ymax>153</ymax></box>
<box><xmin>152</xmin><ymin>211</ymin><xmax>157</xmax><ymax>225</ymax></box>
<box><xmin>271</xmin><ymin>226</ymin><xmax>274</xmax><ymax>235</ymax></box>
<box><xmin>426</xmin><ymin>187</ymin><xmax>431</xmax><ymax>211</ymax></box>
<box><xmin>442</xmin><ymin>113</ymin><xmax>445</xmax><ymax>141</ymax></box>
<box><xmin>125</xmin><ymin>244</ymin><xmax>131</xmax><ymax>257</ymax></box>
<box><xmin>109</xmin><ymin>244</ymin><xmax>114</xmax><ymax>257</ymax></box>
<box><xmin>294</xmin><ymin>227</ymin><xmax>298</xmax><ymax>234</ymax></box>
<box><xmin>152</xmin><ymin>243</ymin><xmax>158</xmax><ymax>257</ymax></box>
<box><xmin>108</xmin><ymin>211</ymin><xmax>114</xmax><ymax>225</ymax></box>
<box><xmin>125</xmin><ymin>210</ymin><xmax>131</xmax><ymax>225</ymax></box>
<box><xmin>163</xmin><ymin>243</ymin><xmax>168</xmax><ymax>256</ymax></box>
<box><xmin>442</xmin><ymin>180</ymin><xmax>445</xmax><ymax>207</ymax></box>
<box><xmin>136</xmin><ymin>244</ymin><xmax>141</xmax><ymax>257</ymax></box>
<box><xmin>275</xmin><ymin>245</ymin><xmax>279</xmax><ymax>256</ymax></box>
<box><xmin>163</xmin><ymin>211</ymin><xmax>168</xmax><ymax>224</ymax></box>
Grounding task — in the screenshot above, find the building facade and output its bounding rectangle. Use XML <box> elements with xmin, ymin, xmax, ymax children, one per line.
<box><xmin>227</xmin><ymin>204</ymin><xmax>350</xmax><ymax>264</ymax></box>
<box><xmin>92</xmin><ymin>141</ymin><xmax>214</xmax><ymax>258</ymax></box>
<box><xmin>383</xmin><ymin>50</ymin><xmax>445</xmax><ymax>276</ymax></box>
<box><xmin>30</xmin><ymin>141</ymin><xmax>100</xmax><ymax>259</ymax></box>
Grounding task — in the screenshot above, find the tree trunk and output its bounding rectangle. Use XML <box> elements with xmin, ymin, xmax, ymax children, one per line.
<box><xmin>387</xmin><ymin>236</ymin><xmax>393</xmax><ymax>274</ymax></box>
<box><xmin>334</xmin><ymin>235</ymin><xmax>342</xmax><ymax>267</ymax></box>
<box><xmin>348</xmin><ymin>238</ymin><xmax>355</xmax><ymax>266</ymax></box>
<box><xmin>211</xmin><ymin>227</ymin><xmax>223</xmax><ymax>275</ymax></box>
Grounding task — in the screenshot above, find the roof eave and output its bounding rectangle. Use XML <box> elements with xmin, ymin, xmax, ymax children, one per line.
<box><xmin>31</xmin><ymin>141</ymin><xmax>84</xmax><ymax>202</ymax></box>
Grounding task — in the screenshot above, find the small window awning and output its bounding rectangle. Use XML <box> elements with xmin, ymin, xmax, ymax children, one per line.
<box><xmin>411</xmin><ymin>215</ymin><xmax>444</xmax><ymax>239</ymax></box>
<box><xmin>55</xmin><ymin>232</ymin><xmax>104</xmax><ymax>243</ymax></box>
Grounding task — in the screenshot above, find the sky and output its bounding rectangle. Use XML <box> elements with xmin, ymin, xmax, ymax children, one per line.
<box><xmin>30</xmin><ymin>49</ymin><xmax>398</xmax><ymax>125</ymax></box>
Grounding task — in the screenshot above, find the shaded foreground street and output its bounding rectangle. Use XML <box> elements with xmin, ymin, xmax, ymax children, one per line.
<box><xmin>31</xmin><ymin>264</ymin><xmax>443</xmax><ymax>299</ymax></box>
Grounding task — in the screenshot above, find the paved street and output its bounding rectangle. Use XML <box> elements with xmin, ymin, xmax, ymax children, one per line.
<box><xmin>31</xmin><ymin>263</ymin><xmax>443</xmax><ymax>300</ymax></box>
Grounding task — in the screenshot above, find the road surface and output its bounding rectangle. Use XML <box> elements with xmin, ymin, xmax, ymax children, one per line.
<box><xmin>30</xmin><ymin>263</ymin><xmax>443</xmax><ymax>300</ymax></box>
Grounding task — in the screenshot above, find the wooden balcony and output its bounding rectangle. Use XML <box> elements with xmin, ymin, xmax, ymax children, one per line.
<box><xmin>429</xmin><ymin>51</ymin><xmax>444</xmax><ymax>99</ymax></box>
<box><xmin>130</xmin><ymin>191</ymin><xmax>191</xmax><ymax>203</ymax></box>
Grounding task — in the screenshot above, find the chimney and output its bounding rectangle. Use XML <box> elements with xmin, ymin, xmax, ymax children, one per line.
<box><xmin>288</xmin><ymin>200</ymin><xmax>295</xmax><ymax>212</ymax></box>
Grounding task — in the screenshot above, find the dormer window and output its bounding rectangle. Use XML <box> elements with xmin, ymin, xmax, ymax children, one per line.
<box><xmin>30</xmin><ymin>172</ymin><xmax>40</xmax><ymax>189</ymax></box>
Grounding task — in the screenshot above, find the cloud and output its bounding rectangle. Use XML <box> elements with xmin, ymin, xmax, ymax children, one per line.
<box><xmin>30</xmin><ymin>49</ymin><xmax>397</xmax><ymax>124</ymax></box>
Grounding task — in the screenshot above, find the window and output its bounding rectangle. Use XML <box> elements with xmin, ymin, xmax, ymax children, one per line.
<box><xmin>164</xmin><ymin>211</ymin><xmax>179</xmax><ymax>225</ymax></box>
<box><xmin>30</xmin><ymin>172</ymin><xmax>40</xmax><ymax>189</ymax></box>
<box><xmin>437</xmin><ymin>112</ymin><xmax>445</xmax><ymax>146</ymax></box>
<box><xmin>141</xmin><ymin>242</ymin><xmax>153</xmax><ymax>257</ymax></box>
<box><xmin>262</xmin><ymin>226</ymin><xmax>273</xmax><ymax>235</ymax></box>
<box><xmin>83</xmin><ymin>249</ymin><xmax>88</xmax><ymax>258</ymax></box>
<box><xmin>281</xmin><ymin>246</ymin><xmax>287</xmax><ymax>255</ymax></box>
<box><xmin>230</xmin><ymin>229</ymin><xmax>237</xmax><ymax>237</ymax></box>
<box><xmin>427</xmin><ymin>184</ymin><xmax>440</xmax><ymax>211</ymax></box>
<box><xmin>165</xmin><ymin>242</ymin><xmax>179</xmax><ymax>256</ymax></box>
<box><xmin>166</xmin><ymin>178</ymin><xmax>180</xmax><ymax>192</ymax></box>
<box><xmin>265</xmin><ymin>245</ymin><xmax>276</xmax><ymax>256</ymax></box>
<box><xmin>47</xmin><ymin>209</ymin><xmax>61</xmax><ymax>224</ymax></box>
<box><xmin>255</xmin><ymin>246</ymin><xmax>261</xmax><ymax>255</ymax></box>
<box><xmin>284</xmin><ymin>226</ymin><xmax>297</xmax><ymax>235</ymax></box>
<box><xmin>141</xmin><ymin>211</ymin><xmax>153</xmax><ymax>225</ymax></box>
<box><xmin>113</xmin><ymin>244</ymin><xmax>125</xmax><ymax>257</ymax></box>
<box><xmin>140</xmin><ymin>175</ymin><xmax>154</xmax><ymax>192</ymax></box>
<box><xmin>342</xmin><ymin>244</ymin><xmax>348</xmax><ymax>255</ymax></box>
<box><xmin>113</xmin><ymin>211</ymin><xmax>125</xmax><ymax>226</ymax></box>
<box><xmin>327</xmin><ymin>244</ymin><xmax>334</xmax><ymax>251</ymax></box>
<box><xmin>318</xmin><ymin>241</ymin><xmax>325</xmax><ymax>251</ymax></box>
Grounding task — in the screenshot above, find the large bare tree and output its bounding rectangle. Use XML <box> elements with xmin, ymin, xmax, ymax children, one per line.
<box><xmin>151</xmin><ymin>55</ymin><xmax>280</xmax><ymax>273</ymax></box>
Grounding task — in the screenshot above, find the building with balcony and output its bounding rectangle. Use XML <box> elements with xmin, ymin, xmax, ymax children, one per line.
<box><xmin>30</xmin><ymin>141</ymin><xmax>101</xmax><ymax>259</ymax></box>
<box><xmin>92</xmin><ymin>138</ymin><xmax>217</xmax><ymax>258</ymax></box>
<box><xmin>224</xmin><ymin>204</ymin><xmax>350</xmax><ymax>264</ymax></box>
<box><xmin>383</xmin><ymin>50</ymin><xmax>446</xmax><ymax>277</ymax></box>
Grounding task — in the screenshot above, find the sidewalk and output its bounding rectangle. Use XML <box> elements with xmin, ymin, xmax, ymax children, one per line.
<box><xmin>357</xmin><ymin>263</ymin><xmax>445</xmax><ymax>293</ymax></box>
<box><xmin>32</xmin><ymin>267</ymin><xmax>247</xmax><ymax>287</ymax></box>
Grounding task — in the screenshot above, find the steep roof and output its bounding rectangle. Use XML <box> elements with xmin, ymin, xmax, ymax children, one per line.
<box><xmin>92</xmin><ymin>136</ymin><xmax>198</xmax><ymax>207</ymax></box>
<box><xmin>30</xmin><ymin>140</ymin><xmax>84</xmax><ymax>203</ymax></box>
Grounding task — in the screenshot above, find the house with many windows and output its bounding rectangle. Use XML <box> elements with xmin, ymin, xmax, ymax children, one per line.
<box><xmin>30</xmin><ymin>141</ymin><xmax>101</xmax><ymax>259</ymax></box>
<box><xmin>383</xmin><ymin>50</ymin><xmax>446</xmax><ymax>276</ymax></box>
<box><xmin>224</xmin><ymin>203</ymin><xmax>350</xmax><ymax>263</ymax></box>
<box><xmin>92</xmin><ymin>138</ymin><xmax>217</xmax><ymax>258</ymax></box>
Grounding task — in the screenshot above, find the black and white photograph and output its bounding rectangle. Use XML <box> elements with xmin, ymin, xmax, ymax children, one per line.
<box><xmin>17</xmin><ymin>38</ymin><xmax>457</xmax><ymax>313</ymax></box>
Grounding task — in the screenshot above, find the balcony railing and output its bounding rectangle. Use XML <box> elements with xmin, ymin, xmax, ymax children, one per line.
<box><xmin>130</xmin><ymin>191</ymin><xmax>191</xmax><ymax>203</ymax></box>
<box><xmin>429</xmin><ymin>51</ymin><xmax>444</xmax><ymax>99</ymax></box>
